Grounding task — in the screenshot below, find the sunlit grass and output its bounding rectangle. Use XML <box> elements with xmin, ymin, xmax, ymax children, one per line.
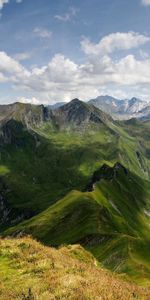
<box><xmin>0</xmin><ymin>237</ymin><xmax>149</xmax><ymax>300</ymax></box>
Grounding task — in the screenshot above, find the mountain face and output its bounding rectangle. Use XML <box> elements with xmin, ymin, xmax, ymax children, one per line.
<box><xmin>0</xmin><ymin>99</ymin><xmax>113</xmax><ymax>137</ymax></box>
<box><xmin>0</xmin><ymin>99</ymin><xmax>150</xmax><ymax>286</ymax></box>
<box><xmin>0</xmin><ymin>102</ymin><xmax>48</xmax><ymax>126</ymax></box>
<box><xmin>88</xmin><ymin>95</ymin><xmax>150</xmax><ymax>120</ymax></box>
<box><xmin>52</xmin><ymin>98</ymin><xmax>113</xmax><ymax>129</ymax></box>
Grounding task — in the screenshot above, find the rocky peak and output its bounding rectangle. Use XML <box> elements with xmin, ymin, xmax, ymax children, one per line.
<box><xmin>52</xmin><ymin>98</ymin><xmax>113</xmax><ymax>128</ymax></box>
<box><xmin>0</xmin><ymin>102</ymin><xmax>53</xmax><ymax>129</ymax></box>
<box><xmin>87</xmin><ymin>162</ymin><xmax>128</xmax><ymax>191</ymax></box>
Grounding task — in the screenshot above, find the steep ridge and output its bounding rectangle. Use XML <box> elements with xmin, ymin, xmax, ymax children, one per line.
<box><xmin>0</xmin><ymin>101</ymin><xmax>150</xmax><ymax>228</ymax></box>
<box><xmin>0</xmin><ymin>99</ymin><xmax>113</xmax><ymax>134</ymax></box>
<box><xmin>0</xmin><ymin>102</ymin><xmax>51</xmax><ymax>127</ymax></box>
<box><xmin>5</xmin><ymin>162</ymin><xmax>150</xmax><ymax>284</ymax></box>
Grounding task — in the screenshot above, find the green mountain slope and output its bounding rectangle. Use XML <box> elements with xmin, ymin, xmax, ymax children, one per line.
<box><xmin>5</xmin><ymin>163</ymin><xmax>150</xmax><ymax>285</ymax></box>
<box><xmin>0</xmin><ymin>101</ymin><xmax>150</xmax><ymax>285</ymax></box>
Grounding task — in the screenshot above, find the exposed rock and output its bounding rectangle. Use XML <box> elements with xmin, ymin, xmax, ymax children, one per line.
<box><xmin>52</xmin><ymin>98</ymin><xmax>113</xmax><ymax>130</ymax></box>
<box><xmin>87</xmin><ymin>162</ymin><xmax>128</xmax><ymax>191</ymax></box>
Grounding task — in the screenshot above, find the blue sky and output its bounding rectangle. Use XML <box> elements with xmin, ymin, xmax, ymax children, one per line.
<box><xmin>0</xmin><ymin>0</ymin><xmax>150</xmax><ymax>104</ymax></box>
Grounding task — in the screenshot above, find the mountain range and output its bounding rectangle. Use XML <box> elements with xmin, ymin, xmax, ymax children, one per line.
<box><xmin>0</xmin><ymin>98</ymin><xmax>150</xmax><ymax>296</ymax></box>
<box><xmin>50</xmin><ymin>95</ymin><xmax>150</xmax><ymax>120</ymax></box>
<box><xmin>88</xmin><ymin>95</ymin><xmax>150</xmax><ymax>120</ymax></box>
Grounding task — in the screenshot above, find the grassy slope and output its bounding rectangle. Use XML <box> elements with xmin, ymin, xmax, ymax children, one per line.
<box><xmin>5</xmin><ymin>165</ymin><xmax>150</xmax><ymax>285</ymax></box>
<box><xmin>0</xmin><ymin>237</ymin><xmax>149</xmax><ymax>300</ymax></box>
<box><xmin>1</xmin><ymin>119</ymin><xmax>150</xmax><ymax>216</ymax></box>
<box><xmin>1</xmin><ymin>116</ymin><xmax>150</xmax><ymax>286</ymax></box>
<box><xmin>0</xmin><ymin>123</ymin><xmax>118</xmax><ymax>216</ymax></box>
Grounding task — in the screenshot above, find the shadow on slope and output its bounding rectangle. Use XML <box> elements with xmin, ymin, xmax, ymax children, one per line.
<box><xmin>4</xmin><ymin>163</ymin><xmax>150</xmax><ymax>284</ymax></box>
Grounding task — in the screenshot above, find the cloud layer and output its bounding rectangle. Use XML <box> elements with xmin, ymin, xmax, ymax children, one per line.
<box><xmin>81</xmin><ymin>32</ymin><xmax>150</xmax><ymax>55</ymax></box>
<box><xmin>1</xmin><ymin>31</ymin><xmax>150</xmax><ymax>104</ymax></box>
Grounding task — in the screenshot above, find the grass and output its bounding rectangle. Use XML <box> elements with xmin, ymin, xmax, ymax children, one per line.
<box><xmin>5</xmin><ymin>164</ymin><xmax>150</xmax><ymax>285</ymax></box>
<box><xmin>1</xmin><ymin>118</ymin><xmax>150</xmax><ymax>218</ymax></box>
<box><xmin>0</xmin><ymin>113</ymin><xmax>150</xmax><ymax>289</ymax></box>
<box><xmin>0</xmin><ymin>236</ymin><xmax>149</xmax><ymax>300</ymax></box>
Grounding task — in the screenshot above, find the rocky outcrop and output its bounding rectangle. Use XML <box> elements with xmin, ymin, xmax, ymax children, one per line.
<box><xmin>0</xmin><ymin>102</ymin><xmax>53</xmax><ymax>128</ymax></box>
<box><xmin>87</xmin><ymin>162</ymin><xmax>128</xmax><ymax>191</ymax></box>
<box><xmin>0</xmin><ymin>100</ymin><xmax>114</xmax><ymax>138</ymax></box>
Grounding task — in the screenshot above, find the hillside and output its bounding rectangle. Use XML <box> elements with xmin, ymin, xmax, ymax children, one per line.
<box><xmin>5</xmin><ymin>163</ymin><xmax>150</xmax><ymax>285</ymax></box>
<box><xmin>0</xmin><ymin>237</ymin><xmax>149</xmax><ymax>300</ymax></box>
<box><xmin>0</xmin><ymin>100</ymin><xmax>150</xmax><ymax>289</ymax></box>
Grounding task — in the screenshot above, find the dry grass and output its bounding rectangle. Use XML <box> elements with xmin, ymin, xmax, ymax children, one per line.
<box><xmin>0</xmin><ymin>237</ymin><xmax>149</xmax><ymax>300</ymax></box>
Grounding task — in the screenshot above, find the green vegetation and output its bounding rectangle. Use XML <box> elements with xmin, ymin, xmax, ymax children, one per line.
<box><xmin>0</xmin><ymin>101</ymin><xmax>150</xmax><ymax>290</ymax></box>
<box><xmin>0</xmin><ymin>237</ymin><xmax>149</xmax><ymax>299</ymax></box>
<box><xmin>5</xmin><ymin>164</ymin><xmax>150</xmax><ymax>285</ymax></box>
<box><xmin>1</xmin><ymin>118</ymin><xmax>150</xmax><ymax>216</ymax></box>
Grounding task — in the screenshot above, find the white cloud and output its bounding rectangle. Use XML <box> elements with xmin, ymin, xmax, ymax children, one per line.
<box><xmin>0</xmin><ymin>0</ymin><xmax>9</xmax><ymax>10</ymax></box>
<box><xmin>141</xmin><ymin>0</ymin><xmax>150</xmax><ymax>5</ymax></box>
<box><xmin>33</xmin><ymin>27</ymin><xmax>52</xmax><ymax>39</ymax></box>
<box><xmin>81</xmin><ymin>32</ymin><xmax>150</xmax><ymax>56</ymax></box>
<box><xmin>0</xmin><ymin>51</ymin><xmax>30</xmax><ymax>80</ymax></box>
<box><xmin>54</xmin><ymin>7</ymin><xmax>78</xmax><ymax>22</ymax></box>
<box><xmin>1</xmin><ymin>32</ymin><xmax>150</xmax><ymax>104</ymax></box>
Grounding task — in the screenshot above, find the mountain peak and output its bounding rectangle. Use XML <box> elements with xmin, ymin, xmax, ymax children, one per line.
<box><xmin>52</xmin><ymin>99</ymin><xmax>113</xmax><ymax>129</ymax></box>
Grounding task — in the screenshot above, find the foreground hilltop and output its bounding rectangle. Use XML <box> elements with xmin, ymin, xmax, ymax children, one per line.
<box><xmin>0</xmin><ymin>237</ymin><xmax>149</xmax><ymax>300</ymax></box>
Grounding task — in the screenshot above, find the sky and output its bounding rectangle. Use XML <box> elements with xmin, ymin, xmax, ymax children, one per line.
<box><xmin>1</xmin><ymin>0</ymin><xmax>150</xmax><ymax>104</ymax></box>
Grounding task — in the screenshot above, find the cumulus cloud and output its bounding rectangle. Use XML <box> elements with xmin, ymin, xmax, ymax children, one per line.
<box><xmin>141</xmin><ymin>0</ymin><xmax>150</xmax><ymax>5</ymax></box>
<box><xmin>1</xmin><ymin>32</ymin><xmax>150</xmax><ymax>103</ymax></box>
<box><xmin>0</xmin><ymin>51</ymin><xmax>30</xmax><ymax>80</ymax></box>
<box><xmin>81</xmin><ymin>32</ymin><xmax>150</xmax><ymax>56</ymax></box>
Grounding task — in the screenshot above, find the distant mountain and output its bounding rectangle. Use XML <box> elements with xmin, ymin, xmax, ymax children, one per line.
<box><xmin>88</xmin><ymin>95</ymin><xmax>150</xmax><ymax>120</ymax></box>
